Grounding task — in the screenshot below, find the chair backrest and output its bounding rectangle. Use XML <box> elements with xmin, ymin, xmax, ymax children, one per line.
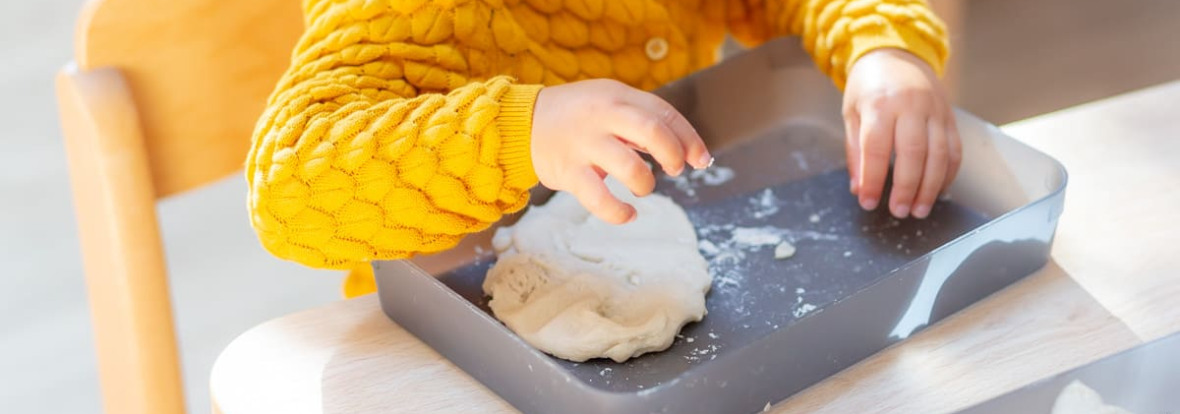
<box><xmin>72</xmin><ymin>0</ymin><xmax>304</xmax><ymax>197</ymax></box>
<box><xmin>55</xmin><ymin>1</ymin><xmax>302</xmax><ymax>413</ymax></box>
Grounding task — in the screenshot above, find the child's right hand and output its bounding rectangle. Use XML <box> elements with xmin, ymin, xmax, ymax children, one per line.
<box><xmin>530</xmin><ymin>79</ymin><xmax>712</xmax><ymax>224</ymax></box>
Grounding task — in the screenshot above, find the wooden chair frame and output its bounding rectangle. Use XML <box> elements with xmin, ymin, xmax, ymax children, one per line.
<box><xmin>54</xmin><ymin>1</ymin><xmax>302</xmax><ymax>412</ymax></box>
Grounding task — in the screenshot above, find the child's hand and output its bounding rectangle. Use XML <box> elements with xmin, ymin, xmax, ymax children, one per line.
<box><xmin>531</xmin><ymin>79</ymin><xmax>712</xmax><ymax>224</ymax></box>
<box><xmin>843</xmin><ymin>48</ymin><xmax>962</xmax><ymax>219</ymax></box>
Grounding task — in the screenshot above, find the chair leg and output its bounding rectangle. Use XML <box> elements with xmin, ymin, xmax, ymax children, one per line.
<box><xmin>56</xmin><ymin>64</ymin><xmax>186</xmax><ymax>414</ymax></box>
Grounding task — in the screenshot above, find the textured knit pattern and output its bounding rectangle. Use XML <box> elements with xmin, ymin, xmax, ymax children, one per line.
<box><xmin>247</xmin><ymin>0</ymin><xmax>948</xmax><ymax>294</ymax></box>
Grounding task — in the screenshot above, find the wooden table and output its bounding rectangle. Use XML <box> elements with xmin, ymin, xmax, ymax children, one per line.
<box><xmin>210</xmin><ymin>80</ymin><xmax>1180</xmax><ymax>414</ymax></box>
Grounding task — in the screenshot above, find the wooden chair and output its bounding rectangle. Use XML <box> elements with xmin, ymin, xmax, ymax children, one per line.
<box><xmin>54</xmin><ymin>0</ymin><xmax>302</xmax><ymax>412</ymax></box>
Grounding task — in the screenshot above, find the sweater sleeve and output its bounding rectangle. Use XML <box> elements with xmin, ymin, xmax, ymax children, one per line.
<box><xmin>246</xmin><ymin>0</ymin><xmax>542</xmax><ymax>270</ymax></box>
<box><xmin>726</xmin><ymin>0</ymin><xmax>949</xmax><ymax>89</ymax></box>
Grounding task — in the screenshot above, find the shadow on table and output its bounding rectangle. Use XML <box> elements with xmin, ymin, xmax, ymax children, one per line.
<box><xmin>318</xmin><ymin>304</ymin><xmax>513</xmax><ymax>414</ymax></box>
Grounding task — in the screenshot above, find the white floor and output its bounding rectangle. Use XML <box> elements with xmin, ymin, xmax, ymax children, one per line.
<box><xmin>0</xmin><ymin>2</ymin><xmax>342</xmax><ymax>413</ymax></box>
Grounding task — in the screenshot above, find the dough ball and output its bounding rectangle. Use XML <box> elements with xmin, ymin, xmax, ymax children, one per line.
<box><xmin>483</xmin><ymin>179</ymin><xmax>711</xmax><ymax>362</ymax></box>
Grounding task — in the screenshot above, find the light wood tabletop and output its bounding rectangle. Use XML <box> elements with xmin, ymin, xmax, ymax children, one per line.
<box><xmin>210</xmin><ymin>80</ymin><xmax>1180</xmax><ymax>414</ymax></box>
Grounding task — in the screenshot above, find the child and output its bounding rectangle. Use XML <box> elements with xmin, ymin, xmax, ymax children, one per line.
<box><xmin>247</xmin><ymin>0</ymin><xmax>959</xmax><ymax>297</ymax></box>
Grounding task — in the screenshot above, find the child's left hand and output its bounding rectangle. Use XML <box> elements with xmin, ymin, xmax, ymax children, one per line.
<box><xmin>842</xmin><ymin>48</ymin><xmax>962</xmax><ymax>219</ymax></box>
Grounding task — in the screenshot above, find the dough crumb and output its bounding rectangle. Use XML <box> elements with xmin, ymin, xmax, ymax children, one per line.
<box><xmin>698</xmin><ymin>239</ymin><xmax>720</xmax><ymax>255</ymax></box>
<box><xmin>686</xmin><ymin>337</ymin><xmax>694</xmax><ymax>343</ymax></box>
<box><xmin>793</xmin><ymin>303</ymin><xmax>817</xmax><ymax>318</ymax></box>
<box><xmin>692</xmin><ymin>165</ymin><xmax>733</xmax><ymax>185</ymax></box>
<box><xmin>808</xmin><ymin>213</ymin><xmax>820</xmax><ymax>223</ymax></box>
<box><xmin>774</xmin><ymin>241</ymin><xmax>796</xmax><ymax>259</ymax></box>
<box><xmin>664</xmin><ymin>165</ymin><xmax>735</xmax><ymax>197</ymax></box>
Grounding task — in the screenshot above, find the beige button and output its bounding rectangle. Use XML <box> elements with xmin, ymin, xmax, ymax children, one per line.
<box><xmin>645</xmin><ymin>37</ymin><xmax>669</xmax><ymax>61</ymax></box>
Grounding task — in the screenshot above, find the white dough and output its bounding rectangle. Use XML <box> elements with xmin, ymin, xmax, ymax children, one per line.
<box><xmin>774</xmin><ymin>241</ymin><xmax>796</xmax><ymax>259</ymax></box>
<box><xmin>482</xmin><ymin>179</ymin><xmax>712</xmax><ymax>362</ymax></box>
<box><xmin>1051</xmin><ymin>380</ymin><xmax>1135</xmax><ymax>414</ymax></box>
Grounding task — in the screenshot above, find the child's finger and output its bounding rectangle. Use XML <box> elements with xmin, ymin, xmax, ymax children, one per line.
<box><xmin>569</xmin><ymin>167</ymin><xmax>636</xmax><ymax>224</ymax></box>
<box><xmin>621</xmin><ymin>92</ymin><xmax>711</xmax><ymax>170</ymax></box>
<box><xmin>888</xmin><ymin>115</ymin><xmax>927</xmax><ymax>219</ymax></box>
<box><xmin>843</xmin><ymin>110</ymin><xmax>862</xmax><ymax>195</ymax></box>
<box><xmin>593</xmin><ymin>139</ymin><xmax>656</xmax><ymax>197</ymax></box>
<box><xmin>912</xmin><ymin>118</ymin><xmax>948</xmax><ymax>219</ymax></box>
<box><xmin>856</xmin><ymin>112</ymin><xmax>895</xmax><ymax>211</ymax></box>
<box><xmin>610</xmin><ymin>105</ymin><xmax>687</xmax><ymax>177</ymax></box>
<box><xmin>944</xmin><ymin>116</ymin><xmax>963</xmax><ymax>192</ymax></box>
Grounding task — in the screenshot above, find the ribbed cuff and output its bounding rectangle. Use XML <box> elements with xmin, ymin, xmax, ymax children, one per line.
<box><xmin>495</xmin><ymin>84</ymin><xmax>543</xmax><ymax>191</ymax></box>
<box><xmin>839</xmin><ymin>25</ymin><xmax>948</xmax><ymax>90</ymax></box>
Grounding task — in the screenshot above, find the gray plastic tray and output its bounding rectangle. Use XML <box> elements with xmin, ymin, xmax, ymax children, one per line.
<box><xmin>954</xmin><ymin>331</ymin><xmax>1180</xmax><ymax>413</ymax></box>
<box><xmin>374</xmin><ymin>38</ymin><xmax>1068</xmax><ymax>414</ymax></box>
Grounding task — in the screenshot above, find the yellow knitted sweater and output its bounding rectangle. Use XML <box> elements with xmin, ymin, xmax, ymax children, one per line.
<box><xmin>247</xmin><ymin>0</ymin><xmax>948</xmax><ymax>296</ymax></box>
